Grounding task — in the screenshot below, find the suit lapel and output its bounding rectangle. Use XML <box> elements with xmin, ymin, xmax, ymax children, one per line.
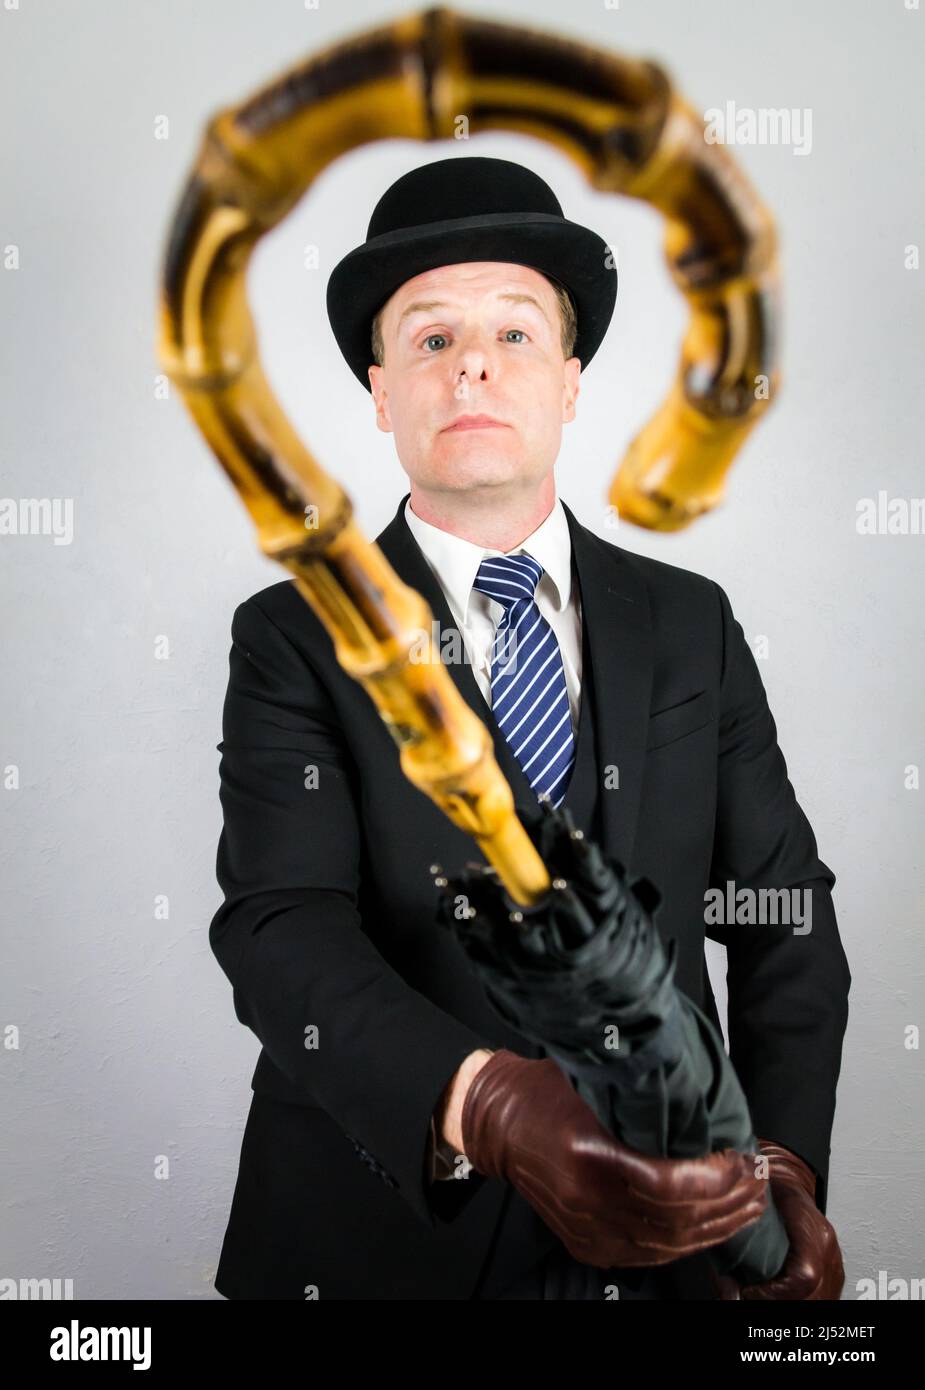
<box><xmin>561</xmin><ymin>500</ymin><xmax>654</xmax><ymax>870</ymax></box>
<box><xmin>375</xmin><ymin>494</ymin><xmax>654</xmax><ymax>870</ymax></box>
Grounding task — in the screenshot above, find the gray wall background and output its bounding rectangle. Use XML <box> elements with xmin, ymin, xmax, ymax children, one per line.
<box><xmin>1</xmin><ymin>0</ymin><xmax>922</xmax><ymax>1299</ymax></box>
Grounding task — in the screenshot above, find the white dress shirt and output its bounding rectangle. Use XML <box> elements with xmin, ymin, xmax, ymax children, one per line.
<box><xmin>403</xmin><ymin>494</ymin><xmax>583</xmax><ymax>729</ymax></box>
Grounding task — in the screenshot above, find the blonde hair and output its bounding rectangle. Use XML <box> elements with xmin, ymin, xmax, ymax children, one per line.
<box><xmin>370</xmin><ymin>274</ymin><xmax>577</xmax><ymax>369</ymax></box>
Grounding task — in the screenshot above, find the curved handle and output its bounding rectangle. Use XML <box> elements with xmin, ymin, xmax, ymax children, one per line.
<box><xmin>156</xmin><ymin>5</ymin><xmax>780</xmax><ymax>904</ymax></box>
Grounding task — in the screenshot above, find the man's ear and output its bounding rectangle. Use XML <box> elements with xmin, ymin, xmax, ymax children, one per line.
<box><xmin>562</xmin><ymin>356</ymin><xmax>581</xmax><ymax>424</ymax></box>
<box><xmin>368</xmin><ymin>364</ymin><xmax>393</xmax><ymax>433</ymax></box>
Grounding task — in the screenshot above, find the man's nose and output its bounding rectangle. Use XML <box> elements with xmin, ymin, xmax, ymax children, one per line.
<box><xmin>450</xmin><ymin>334</ymin><xmax>494</xmax><ymax>388</ymax></box>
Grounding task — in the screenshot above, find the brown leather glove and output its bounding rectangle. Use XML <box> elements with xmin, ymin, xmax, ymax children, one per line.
<box><xmin>461</xmin><ymin>1049</ymin><xmax>768</xmax><ymax>1269</ymax></box>
<box><xmin>731</xmin><ymin>1138</ymin><xmax>845</xmax><ymax>1300</ymax></box>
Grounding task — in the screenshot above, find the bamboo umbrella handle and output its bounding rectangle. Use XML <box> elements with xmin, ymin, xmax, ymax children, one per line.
<box><xmin>157</xmin><ymin>6</ymin><xmax>779</xmax><ymax>905</ymax></box>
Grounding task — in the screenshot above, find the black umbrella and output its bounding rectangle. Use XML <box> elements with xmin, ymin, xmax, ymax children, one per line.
<box><xmin>434</xmin><ymin>796</ymin><xmax>788</xmax><ymax>1288</ymax></box>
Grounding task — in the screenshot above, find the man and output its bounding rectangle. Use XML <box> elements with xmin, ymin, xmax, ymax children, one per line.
<box><xmin>209</xmin><ymin>156</ymin><xmax>850</xmax><ymax>1300</ymax></box>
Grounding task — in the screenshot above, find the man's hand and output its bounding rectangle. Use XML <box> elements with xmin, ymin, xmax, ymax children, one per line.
<box><xmin>458</xmin><ymin>1049</ymin><xmax>768</xmax><ymax>1269</ymax></box>
<box><xmin>729</xmin><ymin>1138</ymin><xmax>845</xmax><ymax>1300</ymax></box>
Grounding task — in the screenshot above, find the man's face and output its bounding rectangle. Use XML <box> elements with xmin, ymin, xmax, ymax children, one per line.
<box><xmin>367</xmin><ymin>262</ymin><xmax>580</xmax><ymax>499</ymax></box>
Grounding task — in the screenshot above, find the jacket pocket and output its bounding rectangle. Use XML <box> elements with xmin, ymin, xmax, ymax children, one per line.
<box><xmin>645</xmin><ymin>689</ymin><xmax>715</xmax><ymax>752</ymax></box>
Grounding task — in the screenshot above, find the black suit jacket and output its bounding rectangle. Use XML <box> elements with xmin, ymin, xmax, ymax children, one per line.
<box><xmin>209</xmin><ymin>493</ymin><xmax>851</xmax><ymax>1300</ymax></box>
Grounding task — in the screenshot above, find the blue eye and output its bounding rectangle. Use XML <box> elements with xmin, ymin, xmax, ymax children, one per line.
<box><xmin>423</xmin><ymin>334</ymin><xmax>448</xmax><ymax>352</ymax></box>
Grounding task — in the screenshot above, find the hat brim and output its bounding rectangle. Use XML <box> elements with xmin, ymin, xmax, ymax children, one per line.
<box><xmin>325</xmin><ymin>210</ymin><xmax>617</xmax><ymax>391</ymax></box>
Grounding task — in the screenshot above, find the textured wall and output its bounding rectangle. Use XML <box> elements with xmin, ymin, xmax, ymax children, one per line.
<box><xmin>1</xmin><ymin>0</ymin><xmax>922</xmax><ymax>1300</ymax></box>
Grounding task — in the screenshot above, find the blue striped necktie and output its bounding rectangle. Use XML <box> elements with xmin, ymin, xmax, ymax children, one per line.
<box><xmin>472</xmin><ymin>552</ymin><xmax>576</xmax><ymax>808</ymax></box>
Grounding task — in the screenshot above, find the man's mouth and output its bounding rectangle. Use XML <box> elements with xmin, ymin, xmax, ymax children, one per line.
<box><xmin>442</xmin><ymin>414</ymin><xmax>509</xmax><ymax>432</ymax></box>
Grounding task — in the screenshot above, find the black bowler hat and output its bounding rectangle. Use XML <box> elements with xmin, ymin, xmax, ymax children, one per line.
<box><xmin>326</xmin><ymin>155</ymin><xmax>617</xmax><ymax>392</ymax></box>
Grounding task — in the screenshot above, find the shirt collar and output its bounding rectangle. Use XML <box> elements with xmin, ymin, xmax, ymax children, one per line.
<box><xmin>403</xmin><ymin>493</ymin><xmax>573</xmax><ymax>623</ymax></box>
